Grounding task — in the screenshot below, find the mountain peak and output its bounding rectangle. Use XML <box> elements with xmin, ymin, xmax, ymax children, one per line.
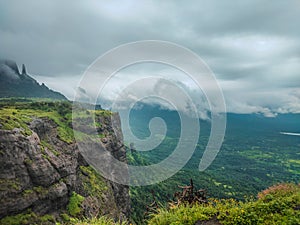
<box><xmin>0</xmin><ymin>59</ymin><xmax>67</xmax><ymax>100</ymax></box>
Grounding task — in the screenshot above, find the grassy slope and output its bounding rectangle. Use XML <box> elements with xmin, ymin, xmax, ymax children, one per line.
<box><xmin>148</xmin><ymin>183</ymin><xmax>300</xmax><ymax>225</ymax></box>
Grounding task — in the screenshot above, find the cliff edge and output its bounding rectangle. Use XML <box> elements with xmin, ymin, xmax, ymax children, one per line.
<box><xmin>0</xmin><ymin>100</ymin><xmax>130</xmax><ymax>224</ymax></box>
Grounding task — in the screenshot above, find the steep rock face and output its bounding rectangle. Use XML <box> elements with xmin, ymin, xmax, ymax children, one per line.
<box><xmin>75</xmin><ymin>113</ymin><xmax>130</xmax><ymax>218</ymax></box>
<box><xmin>0</xmin><ymin>115</ymin><xmax>130</xmax><ymax>221</ymax></box>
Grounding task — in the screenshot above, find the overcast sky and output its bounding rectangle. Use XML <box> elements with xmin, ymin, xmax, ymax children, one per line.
<box><xmin>0</xmin><ymin>0</ymin><xmax>300</xmax><ymax>117</ymax></box>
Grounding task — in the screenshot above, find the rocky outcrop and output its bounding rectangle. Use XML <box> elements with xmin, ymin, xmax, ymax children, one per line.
<box><xmin>0</xmin><ymin>114</ymin><xmax>130</xmax><ymax>222</ymax></box>
<box><xmin>21</xmin><ymin>64</ymin><xmax>27</xmax><ymax>75</ymax></box>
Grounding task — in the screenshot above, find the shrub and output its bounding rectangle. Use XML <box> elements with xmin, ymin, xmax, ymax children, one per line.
<box><xmin>257</xmin><ymin>183</ymin><xmax>300</xmax><ymax>201</ymax></box>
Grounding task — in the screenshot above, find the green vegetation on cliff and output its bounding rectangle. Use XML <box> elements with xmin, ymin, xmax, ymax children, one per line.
<box><xmin>0</xmin><ymin>98</ymin><xmax>127</xmax><ymax>225</ymax></box>
<box><xmin>0</xmin><ymin>212</ymin><xmax>126</xmax><ymax>225</ymax></box>
<box><xmin>0</xmin><ymin>211</ymin><xmax>55</xmax><ymax>225</ymax></box>
<box><xmin>0</xmin><ymin>99</ymin><xmax>74</xmax><ymax>142</ymax></box>
<box><xmin>0</xmin><ymin>98</ymin><xmax>112</xmax><ymax>143</ymax></box>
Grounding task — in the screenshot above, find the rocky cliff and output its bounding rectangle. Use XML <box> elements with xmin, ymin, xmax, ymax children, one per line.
<box><xmin>0</xmin><ymin>101</ymin><xmax>130</xmax><ymax>224</ymax></box>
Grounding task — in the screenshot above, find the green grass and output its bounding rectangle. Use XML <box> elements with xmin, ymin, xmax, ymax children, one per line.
<box><xmin>0</xmin><ymin>211</ymin><xmax>126</xmax><ymax>225</ymax></box>
<box><xmin>0</xmin><ymin>99</ymin><xmax>113</xmax><ymax>144</ymax></box>
<box><xmin>0</xmin><ymin>108</ymin><xmax>32</xmax><ymax>136</ymax></box>
<box><xmin>58</xmin><ymin>216</ymin><xmax>127</xmax><ymax>225</ymax></box>
<box><xmin>0</xmin><ymin>103</ymin><xmax>74</xmax><ymax>143</ymax></box>
<box><xmin>148</xmin><ymin>183</ymin><xmax>300</xmax><ymax>225</ymax></box>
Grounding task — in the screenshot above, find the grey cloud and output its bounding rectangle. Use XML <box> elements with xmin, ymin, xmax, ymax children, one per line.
<box><xmin>178</xmin><ymin>0</ymin><xmax>300</xmax><ymax>37</ymax></box>
<box><xmin>0</xmin><ymin>64</ymin><xmax>19</xmax><ymax>80</ymax></box>
<box><xmin>0</xmin><ymin>0</ymin><xmax>299</xmax><ymax>116</ymax></box>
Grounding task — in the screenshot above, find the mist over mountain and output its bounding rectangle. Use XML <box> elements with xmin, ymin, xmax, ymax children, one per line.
<box><xmin>0</xmin><ymin>59</ymin><xmax>66</xmax><ymax>100</ymax></box>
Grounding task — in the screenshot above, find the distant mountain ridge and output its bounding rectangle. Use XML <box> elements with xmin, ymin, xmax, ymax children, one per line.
<box><xmin>0</xmin><ymin>59</ymin><xmax>66</xmax><ymax>100</ymax></box>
